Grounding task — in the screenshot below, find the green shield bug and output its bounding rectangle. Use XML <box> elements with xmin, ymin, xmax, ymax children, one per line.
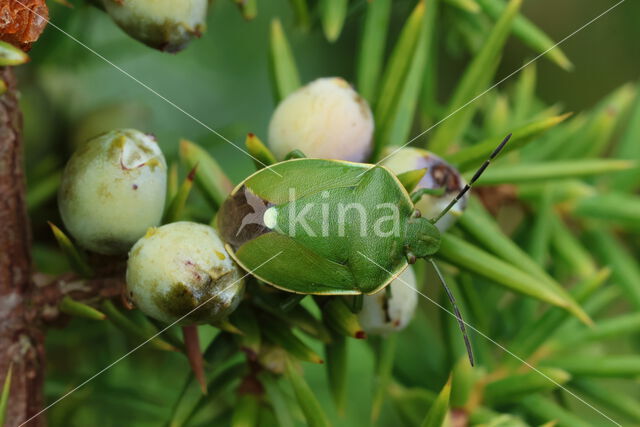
<box><xmin>218</xmin><ymin>134</ymin><xmax>512</xmax><ymax>365</ymax></box>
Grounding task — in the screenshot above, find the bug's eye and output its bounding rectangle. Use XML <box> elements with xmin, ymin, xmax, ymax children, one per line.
<box><xmin>406</xmin><ymin>252</ymin><xmax>417</xmax><ymax>264</ymax></box>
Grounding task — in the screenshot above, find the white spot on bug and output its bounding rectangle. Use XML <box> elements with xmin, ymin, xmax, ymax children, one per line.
<box><xmin>264</xmin><ymin>206</ymin><xmax>278</xmax><ymax>229</ymax></box>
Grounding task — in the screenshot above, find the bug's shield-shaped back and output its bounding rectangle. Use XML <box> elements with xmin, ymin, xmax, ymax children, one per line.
<box><xmin>234</xmin><ymin>232</ymin><xmax>358</xmax><ymax>295</ymax></box>
<box><xmin>219</xmin><ymin>160</ymin><xmax>417</xmax><ymax>296</ymax></box>
<box><xmin>347</xmin><ymin>167</ymin><xmax>412</xmax><ymax>294</ymax></box>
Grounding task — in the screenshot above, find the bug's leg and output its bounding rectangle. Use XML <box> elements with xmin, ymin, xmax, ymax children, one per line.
<box><xmin>280</xmin><ymin>294</ymin><xmax>306</xmax><ymax>312</ymax></box>
<box><xmin>349</xmin><ymin>294</ymin><xmax>363</xmax><ymax>313</ymax></box>
<box><xmin>429</xmin><ymin>258</ymin><xmax>474</xmax><ymax>366</ymax></box>
<box><xmin>385</xmin><ymin>285</ymin><xmax>393</xmax><ymax>299</ymax></box>
<box><xmin>410</xmin><ymin>187</ymin><xmax>446</xmax><ymax>204</ymax></box>
<box><xmin>406</xmin><ymin>251</ymin><xmax>417</xmax><ymax>264</ymax></box>
<box><xmin>431</xmin><ymin>133</ymin><xmax>511</xmax><ymax>225</ymax></box>
<box><xmin>284</xmin><ymin>149</ymin><xmax>307</xmax><ymax>160</ymax></box>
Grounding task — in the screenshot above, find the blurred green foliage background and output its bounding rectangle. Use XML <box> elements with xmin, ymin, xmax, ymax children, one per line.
<box><xmin>23</xmin><ymin>0</ymin><xmax>640</xmax><ymax>176</ymax></box>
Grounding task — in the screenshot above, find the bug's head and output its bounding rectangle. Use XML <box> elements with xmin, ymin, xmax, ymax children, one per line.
<box><xmin>403</xmin><ymin>211</ymin><xmax>441</xmax><ymax>263</ymax></box>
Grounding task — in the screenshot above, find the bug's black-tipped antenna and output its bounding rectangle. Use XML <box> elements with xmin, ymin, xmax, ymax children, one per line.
<box><xmin>429</xmin><ymin>258</ymin><xmax>474</xmax><ymax>366</ymax></box>
<box><xmin>431</xmin><ymin>133</ymin><xmax>512</xmax><ymax>224</ymax></box>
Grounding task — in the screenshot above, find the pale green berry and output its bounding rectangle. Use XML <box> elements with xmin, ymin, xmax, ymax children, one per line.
<box><xmin>100</xmin><ymin>0</ymin><xmax>208</xmax><ymax>53</ymax></box>
<box><xmin>58</xmin><ymin>129</ymin><xmax>167</xmax><ymax>255</ymax></box>
<box><xmin>358</xmin><ymin>267</ymin><xmax>418</xmax><ymax>336</ymax></box>
<box><xmin>268</xmin><ymin>77</ymin><xmax>374</xmax><ymax>162</ymax></box>
<box><xmin>381</xmin><ymin>147</ymin><xmax>467</xmax><ymax>232</ymax></box>
<box><xmin>126</xmin><ymin>222</ymin><xmax>245</xmax><ymax>325</ymax></box>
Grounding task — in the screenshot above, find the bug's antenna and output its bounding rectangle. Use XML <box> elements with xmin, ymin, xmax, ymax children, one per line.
<box><xmin>431</xmin><ymin>133</ymin><xmax>511</xmax><ymax>224</ymax></box>
<box><xmin>429</xmin><ymin>258</ymin><xmax>474</xmax><ymax>366</ymax></box>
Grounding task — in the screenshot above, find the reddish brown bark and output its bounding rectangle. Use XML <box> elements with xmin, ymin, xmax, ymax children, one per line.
<box><xmin>0</xmin><ymin>67</ymin><xmax>45</xmax><ymax>427</ymax></box>
<box><xmin>0</xmin><ymin>66</ymin><xmax>123</xmax><ymax>426</ymax></box>
<box><xmin>31</xmin><ymin>273</ymin><xmax>124</xmax><ymax>325</ymax></box>
<box><xmin>0</xmin><ymin>0</ymin><xmax>49</xmax><ymax>50</ymax></box>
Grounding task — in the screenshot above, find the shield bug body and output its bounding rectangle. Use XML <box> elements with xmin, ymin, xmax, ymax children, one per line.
<box><xmin>218</xmin><ymin>135</ymin><xmax>511</xmax><ymax>365</ymax></box>
<box><xmin>218</xmin><ymin>159</ymin><xmax>441</xmax><ymax>295</ymax></box>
